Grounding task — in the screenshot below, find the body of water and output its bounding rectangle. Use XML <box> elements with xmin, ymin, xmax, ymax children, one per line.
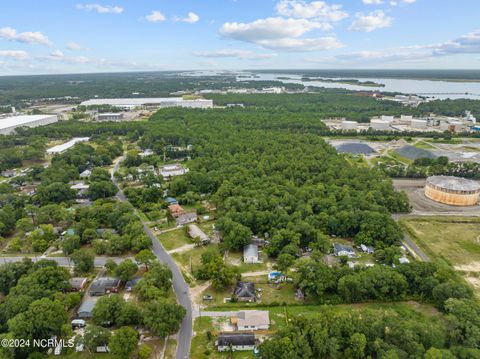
<box><xmin>238</xmin><ymin>73</ymin><xmax>480</xmax><ymax>100</ymax></box>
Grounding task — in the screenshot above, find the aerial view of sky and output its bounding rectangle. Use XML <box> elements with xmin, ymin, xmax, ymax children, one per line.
<box><xmin>0</xmin><ymin>0</ymin><xmax>479</xmax><ymax>74</ymax></box>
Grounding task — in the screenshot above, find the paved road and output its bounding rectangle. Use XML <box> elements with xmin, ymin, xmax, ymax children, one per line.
<box><xmin>0</xmin><ymin>256</ymin><xmax>130</xmax><ymax>267</ymax></box>
<box><xmin>111</xmin><ymin>156</ymin><xmax>192</xmax><ymax>359</ymax></box>
<box><xmin>402</xmin><ymin>233</ymin><xmax>430</xmax><ymax>262</ymax></box>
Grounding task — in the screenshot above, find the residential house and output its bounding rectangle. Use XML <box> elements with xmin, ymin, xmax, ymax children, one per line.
<box><xmin>160</xmin><ymin>164</ymin><xmax>189</xmax><ymax>179</ymax></box>
<box><xmin>176</xmin><ymin>213</ymin><xmax>197</xmax><ymax>226</ymax></box>
<box><xmin>77</xmin><ymin>297</ymin><xmax>98</xmax><ymax>319</ymax></box>
<box><xmin>360</xmin><ymin>244</ymin><xmax>375</xmax><ymax>254</ymax></box>
<box><xmin>69</xmin><ymin>277</ymin><xmax>88</xmax><ymax>292</ymax></box>
<box><xmin>243</xmin><ymin>244</ymin><xmax>260</xmax><ymax>264</ymax></box>
<box><xmin>234</xmin><ymin>282</ymin><xmax>256</xmax><ymax>302</ymax></box>
<box><xmin>333</xmin><ymin>243</ymin><xmax>356</xmax><ymax>258</ymax></box>
<box><xmin>79</xmin><ymin>169</ymin><xmax>92</xmax><ymax>179</ymax></box>
<box><xmin>125</xmin><ymin>277</ymin><xmax>142</xmax><ymax>292</ymax></box>
<box><xmin>165</xmin><ymin>197</ymin><xmax>178</xmax><ymax>205</ymax></box>
<box><xmin>168</xmin><ymin>204</ymin><xmax>185</xmax><ymax>218</ymax></box>
<box><xmin>89</xmin><ymin>277</ymin><xmax>121</xmax><ymax>296</ymax></box>
<box><xmin>217</xmin><ymin>333</ymin><xmax>255</xmax><ymax>352</ymax></box>
<box><xmin>233</xmin><ymin>310</ymin><xmax>270</xmax><ymax>331</ymax></box>
<box><xmin>188</xmin><ymin>224</ymin><xmax>210</xmax><ymax>245</ymax></box>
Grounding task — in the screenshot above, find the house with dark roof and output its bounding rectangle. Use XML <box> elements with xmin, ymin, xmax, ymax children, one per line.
<box><xmin>77</xmin><ymin>297</ymin><xmax>98</xmax><ymax>319</ymax></box>
<box><xmin>125</xmin><ymin>277</ymin><xmax>142</xmax><ymax>292</ymax></box>
<box><xmin>333</xmin><ymin>243</ymin><xmax>356</xmax><ymax>258</ymax></box>
<box><xmin>89</xmin><ymin>277</ymin><xmax>121</xmax><ymax>296</ymax></box>
<box><xmin>217</xmin><ymin>333</ymin><xmax>255</xmax><ymax>352</ymax></box>
<box><xmin>234</xmin><ymin>282</ymin><xmax>256</xmax><ymax>302</ymax></box>
<box><xmin>69</xmin><ymin>277</ymin><xmax>88</xmax><ymax>292</ymax></box>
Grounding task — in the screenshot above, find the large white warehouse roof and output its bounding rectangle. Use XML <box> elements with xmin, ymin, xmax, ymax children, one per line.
<box><xmin>47</xmin><ymin>137</ymin><xmax>90</xmax><ymax>154</ymax></box>
<box><xmin>0</xmin><ymin>115</ymin><xmax>58</xmax><ymax>135</ymax></box>
<box><xmin>80</xmin><ymin>98</ymin><xmax>212</xmax><ymax>107</ymax></box>
<box><xmin>0</xmin><ymin>115</ymin><xmax>56</xmax><ymax>131</ymax></box>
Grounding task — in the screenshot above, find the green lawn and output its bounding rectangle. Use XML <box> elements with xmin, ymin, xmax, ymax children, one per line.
<box><xmin>157</xmin><ymin>228</ymin><xmax>193</xmax><ymax>251</ymax></box>
<box><xmin>191</xmin><ymin>317</ymin><xmax>254</xmax><ymax>359</ymax></box>
<box><xmin>164</xmin><ymin>338</ymin><xmax>177</xmax><ymax>358</ymax></box>
<box><xmin>201</xmin><ymin>275</ymin><xmax>299</xmax><ymax>308</ymax></box>
<box><xmin>401</xmin><ymin>216</ymin><xmax>480</xmax><ymax>294</ymax></box>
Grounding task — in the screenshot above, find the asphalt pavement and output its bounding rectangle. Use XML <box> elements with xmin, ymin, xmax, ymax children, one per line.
<box><xmin>111</xmin><ymin>156</ymin><xmax>192</xmax><ymax>359</ymax></box>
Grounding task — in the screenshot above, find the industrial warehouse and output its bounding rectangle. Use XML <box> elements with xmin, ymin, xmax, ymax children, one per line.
<box><xmin>0</xmin><ymin>114</ymin><xmax>58</xmax><ymax>135</ymax></box>
<box><xmin>80</xmin><ymin>97</ymin><xmax>213</xmax><ymax>110</ymax></box>
<box><xmin>425</xmin><ymin>176</ymin><xmax>480</xmax><ymax>206</ymax></box>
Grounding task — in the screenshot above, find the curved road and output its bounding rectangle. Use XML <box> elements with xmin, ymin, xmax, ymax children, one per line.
<box><xmin>111</xmin><ymin>157</ymin><xmax>192</xmax><ymax>359</ymax></box>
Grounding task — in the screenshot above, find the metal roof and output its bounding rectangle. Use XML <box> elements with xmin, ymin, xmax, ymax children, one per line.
<box><xmin>0</xmin><ymin>115</ymin><xmax>56</xmax><ymax>130</ymax></box>
<box><xmin>427</xmin><ymin>176</ymin><xmax>480</xmax><ymax>192</ymax></box>
<box><xmin>47</xmin><ymin>137</ymin><xmax>90</xmax><ymax>154</ymax></box>
<box><xmin>243</xmin><ymin>244</ymin><xmax>258</xmax><ymax>258</ymax></box>
<box><xmin>81</xmin><ymin>98</ymin><xmax>212</xmax><ymax>106</ymax></box>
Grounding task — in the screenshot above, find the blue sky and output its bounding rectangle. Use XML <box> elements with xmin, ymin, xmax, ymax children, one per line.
<box><xmin>0</xmin><ymin>0</ymin><xmax>479</xmax><ymax>74</ymax></box>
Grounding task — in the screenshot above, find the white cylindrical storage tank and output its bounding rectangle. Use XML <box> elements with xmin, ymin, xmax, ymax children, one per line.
<box><xmin>411</xmin><ymin>119</ymin><xmax>428</xmax><ymax>129</ymax></box>
<box><xmin>371</xmin><ymin>119</ymin><xmax>391</xmax><ymax>130</ymax></box>
<box><xmin>342</xmin><ymin>121</ymin><xmax>358</xmax><ymax>130</ymax></box>
<box><xmin>401</xmin><ymin>115</ymin><xmax>413</xmax><ymax>123</ymax></box>
<box><xmin>381</xmin><ymin>115</ymin><xmax>394</xmax><ymax>122</ymax></box>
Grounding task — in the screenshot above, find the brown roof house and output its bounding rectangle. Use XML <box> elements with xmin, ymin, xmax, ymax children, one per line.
<box><xmin>89</xmin><ymin>277</ymin><xmax>121</xmax><ymax>296</ymax></box>
<box><xmin>168</xmin><ymin>204</ymin><xmax>185</xmax><ymax>218</ymax></box>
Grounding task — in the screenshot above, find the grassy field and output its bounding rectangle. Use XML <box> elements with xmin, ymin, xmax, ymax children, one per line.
<box><xmin>201</xmin><ymin>275</ymin><xmax>300</xmax><ymax>308</ymax></box>
<box><xmin>157</xmin><ymin>228</ymin><xmax>192</xmax><ymax>251</ymax></box>
<box><xmin>401</xmin><ymin>217</ymin><xmax>480</xmax><ymax>266</ymax></box>
<box><xmin>401</xmin><ymin>216</ymin><xmax>480</xmax><ymax>294</ymax></box>
<box><xmin>190</xmin><ymin>317</ymin><xmax>254</xmax><ymax>359</ymax></box>
<box><xmin>164</xmin><ymin>339</ymin><xmax>177</xmax><ymax>358</ymax></box>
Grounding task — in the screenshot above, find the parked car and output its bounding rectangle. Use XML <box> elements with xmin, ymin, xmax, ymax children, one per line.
<box><xmin>71</xmin><ymin>319</ymin><xmax>86</xmax><ymax>330</ymax></box>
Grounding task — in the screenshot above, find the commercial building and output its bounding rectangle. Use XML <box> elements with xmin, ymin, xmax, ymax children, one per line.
<box><xmin>47</xmin><ymin>137</ymin><xmax>90</xmax><ymax>154</ymax></box>
<box><xmin>96</xmin><ymin>113</ymin><xmax>124</xmax><ymax>121</ymax></box>
<box><xmin>341</xmin><ymin>121</ymin><xmax>358</xmax><ymax>130</ymax></box>
<box><xmin>425</xmin><ymin>176</ymin><xmax>480</xmax><ymax>206</ymax></box>
<box><xmin>411</xmin><ymin>119</ymin><xmax>428</xmax><ymax>129</ymax></box>
<box><xmin>370</xmin><ymin>119</ymin><xmax>391</xmax><ymax>131</ymax></box>
<box><xmin>81</xmin><ymin>98</ymin><xmax>213</xmax><ymax>110</ymax></box>
<box><xmin>0</xmin><ymin>115</ymin><xmax>58</xmax><ymax>135</ymax></box>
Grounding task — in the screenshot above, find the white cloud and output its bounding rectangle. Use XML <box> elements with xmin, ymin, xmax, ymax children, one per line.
<box><xmin>66</xmin><ymin>42</ymin><xmax>87</xmax><ymax>51</ymax></box>
<box><xmin>192</xmin><ymin>49</ymin><xmax>276</xmax><ymax>60</ymax></box>
<box><xmin>220</xmin><ymin>17</ymin><xmax>342</xmax><ymax>51</ymax></box>
<box><xmin>390</xmin><ymin>0</ymin><xmax>416</xmax><ymax>6</ymax></box>
<box><xmin>44</xmin><ymin>50</ymin><xmax>90</xmax><ymax>64</ymax></box>
<box><xmin>363</xmin><ymin>0</ymin><xmax>383</xmax><ymax>4</ymax></box>
<box><xmin>276</xmin><ymin>0</ymin><xmax>348</xmax><ymax>22</ymax></box>
<box><xmin>0</xmin><ymin>50</ymin><xmax>29</xmax><ymax>59</ymax></box>
<box><xmin>175</xmin><ymin>12</ymin><xmax>200</xmax><ymax>24</ymax></box>
<box><xmin>349</xmin><ymin>10</ymin><xmax>392</xmax><ymax>32</ymax></box>
<box><xmin>0</xmin><ymin>27</ymin><xmax>52</xmax><ymax>46</ymax></box>
<box><xmin>76</xmin><ymin>4</ymin><xmax>123</xmax><ymax>14</ymax></box>
<box><xmin>145</xmin><ymin>11</ymin><xmax>166</xmax><ymax>23</ymax></box>
<box><xmin>258</xmin><ymin>36</ymin><xmax>342</xmax><ymax>51</ymax></box>
<box><xmin>334</xmin><ymin>30</ymin><xmax>480</xmax><ymax>64</ymax></box>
